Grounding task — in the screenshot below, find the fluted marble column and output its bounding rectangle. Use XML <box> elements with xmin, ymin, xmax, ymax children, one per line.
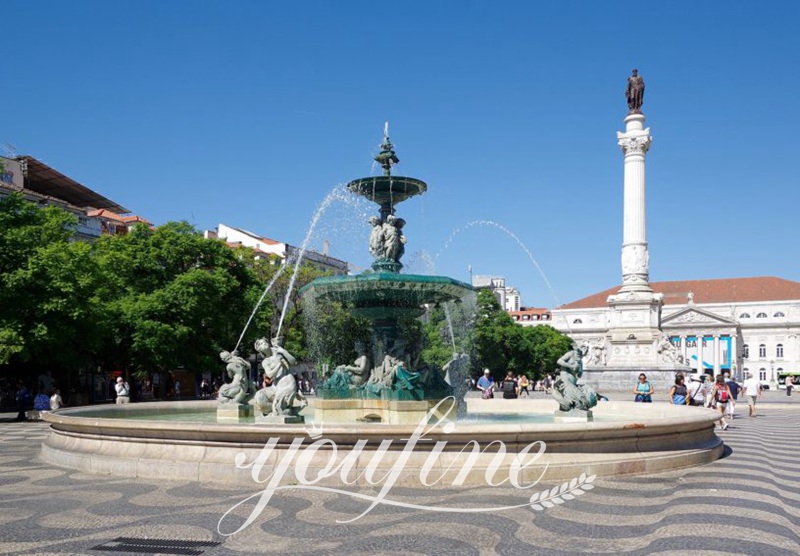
<box><xmin>617</xmin><ymin>113</ymin><xmax>653</xmax><ymax>293</ymax></box>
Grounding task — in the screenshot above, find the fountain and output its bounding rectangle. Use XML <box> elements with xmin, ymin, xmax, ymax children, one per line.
<box><xmin>300</xmin><ymin>124</ymin><xmax>474</xmax><ymax>424</ymax></box>
<box><xmin>40</xmin><ymin>127</ymin><xmax>724</xmax><ymax>488</ymax></box>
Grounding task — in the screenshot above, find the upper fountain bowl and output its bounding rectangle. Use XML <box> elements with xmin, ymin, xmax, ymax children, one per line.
<box><xmin>347</xmin><ymin>176</ymin><xmax>427</xmax><ymax>208</ymax></box>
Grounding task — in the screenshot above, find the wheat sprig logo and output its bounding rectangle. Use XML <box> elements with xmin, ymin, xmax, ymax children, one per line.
<box><xmin>529</xmin><ymin>473</ymin><xmax>596</xmax><ymax>510</ymax></box>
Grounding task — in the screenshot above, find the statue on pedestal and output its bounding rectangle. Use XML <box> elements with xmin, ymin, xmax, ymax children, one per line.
<box><xmin>553</xmin><ymin>345</ymin><xmax>598</xmax><ymax>412</ymax></box>
<box><xmin>252</xmin><ymin>338</ymin><xmax>307</xmax><ymax>416</ymax></box>
<box><xmin>218</xmin><ymin>350</ymin><xmax>255</xmax><ymax>404</ymax></box>
<box><xmin>626</xmin><ymin>69</ymin><xmax>645</xmax><ymax>113</ymax></box>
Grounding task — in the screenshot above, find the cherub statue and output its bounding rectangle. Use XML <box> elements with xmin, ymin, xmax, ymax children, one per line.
<box><xmin>252</xmin><ymin>337</ymin><xmax>307</xmax><ymax>416</ymax></box>
<box><xmin>218</xmin><ymin>350</ymin><xmax>255</xmax><ymax>404</ymax></box>
<box><xmin>553</xmin><ymin>344</ymin><xmax>598</xmax><ymax>412</ymax></box>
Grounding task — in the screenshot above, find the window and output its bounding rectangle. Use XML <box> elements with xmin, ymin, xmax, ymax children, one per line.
<box><xmin>759</xmin><ymin>369</ymin><xmax>767</xmax><ymax>381</ymax></box>
<box><xmin>758</xmin><ymin>344</ymin><xmax>766</xmax><ymax>358</ymax></box>
<box><xmin>756</xmin><ymin>312</ymin><xmax>767</xmax><ymax>318</ymax></box>
<box><xmin>774</xmin><ymin>311</ymin><xmax>785</xmax><ymax>317</ymax></box>
<box><xmin>743</xmin><ymin>344</ymin><xmax>749</xmax><ymax>358</ymax></box>
<box><xmin>777</xmin><ymin>344</ymin><xmax>784</xmax><ymax>358</ymax></box>
<box><xmin>739</xmin><ymin>313</ymin><xmax>751</xmax><ymax>319</ymax></box>
<box><xmin>573</xmin><ymin>319</ymin><xmax>583</xmax><ymax>324</ymax></box>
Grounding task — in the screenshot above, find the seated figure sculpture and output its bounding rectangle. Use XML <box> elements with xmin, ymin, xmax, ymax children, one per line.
<box><xmin>252</xmin><ymin>337</ymin><xmax>307</xmax><ymax>416</ymax></box>
<box><xmin>323</xmin><ymin>342</ymin><xmax>371</xmax><ymax>389</ymax></box>
<box><xmin>553</xmin><ymin>344</ymin><xmax>598</xmax><ymax>412</ymax></box>
<box><xmin>218</xmin><ymin>350</ymin><xmax>255</xmax><ymax>404</ymax></box>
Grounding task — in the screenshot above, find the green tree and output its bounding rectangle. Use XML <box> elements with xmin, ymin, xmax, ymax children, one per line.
<box><xmin>0</xmin><ymin>194</ymin><xmax>103</xmax><ymax>369</ymax></box>
<box><xmin>471</xmin><ymin>288</ymin><xmax>572</xmax><ymax>382</ymax></box>
<box><xmin>92</xmin><ymin>222</ymin><xmax>263</xmax><ymax>376</ymax></box>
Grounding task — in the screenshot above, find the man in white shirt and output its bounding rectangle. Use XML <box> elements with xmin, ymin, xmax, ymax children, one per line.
<box><xmin>741</xmin><ymin>372</ymin><xmax>762</xmax><ymax>417</ymax></box>
<box><xmin>115</xmin><ymin>377</ymin><xmax>130</xmax><ymax>404</ymax></box>
<box><xmin>688</xmin><ymin>374</ymin><xmax>708</xmax><ymax>406</ymax></box>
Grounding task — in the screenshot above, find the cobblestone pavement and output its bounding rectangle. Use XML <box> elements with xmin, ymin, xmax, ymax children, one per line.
<box><xmin>0</xmin><ymin>400</ymin><xmax>798</xmax><ymax>555</ymax></box>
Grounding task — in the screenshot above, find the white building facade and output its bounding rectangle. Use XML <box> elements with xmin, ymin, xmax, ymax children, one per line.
<box><xmin>540</xmin><ymin>276</ymin><xmax>800</xmax><ymax>388</ymax></box>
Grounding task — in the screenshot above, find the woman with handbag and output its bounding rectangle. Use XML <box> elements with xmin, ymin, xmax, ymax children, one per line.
<box><xmin>669</xmin><ymin>376</ymin><xmax>690</xmax><ymax>405</ymax></box>
<box><xmin>633</xmin><ymin>373</ymin><xmax>654</xmax><ymax>402</ymax></box>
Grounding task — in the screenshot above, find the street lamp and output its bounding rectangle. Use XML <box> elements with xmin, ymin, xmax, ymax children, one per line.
<box><xmin>769</xmin><ymin>359</ymin><xmax>776</xmax><ymax>390</ymax></box>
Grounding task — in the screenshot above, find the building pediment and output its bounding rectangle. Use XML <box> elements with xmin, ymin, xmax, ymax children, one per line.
<box><xmin>662</xmin><ymin>307</ymin><xmax>736</xmax><ymax>326</ymax></box>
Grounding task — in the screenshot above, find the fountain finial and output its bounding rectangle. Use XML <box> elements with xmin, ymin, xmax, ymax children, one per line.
<box><xmin>374</xmin><ymin>121</ymin><xmax>399</xmax><ymax>176</ymax></box>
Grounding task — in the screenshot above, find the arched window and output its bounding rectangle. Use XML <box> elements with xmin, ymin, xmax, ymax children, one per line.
<box><xmin>774</xmin><ymin>311</ymin><xmax>785</xmax><ymax>317</ymax></box>
<box><xmin>758</xmin><ymin>344</ymin><xmax>766</xmax><ymax>358</ymax></box>
<box><xmin>777</xmin><ymin>344</ymin><xmax>784</xmax><ymax>358</ymax></box>
<box><xmin>542</xmin><ymin>314</ymin><xmax>550</xmax><ymax>320</ymax></box>
<box><xmin>759</xmin><ymin>368</ymin><xmax>767</xmax><ymax>381</ymax></box>
<box><xmin>739</xmin><ymin>313</ymin><xmax>751</xmax><ymax>319</ymax></box>
<box><xmin>743</xmin><ymin>344</ymin><xmax>749</xmax><ymax>359</ymax></box>
<box><xmin>756</xmin><ymin>312</ymin><xmax>767</xmax><ymax>318</ymax></box>
<box><xmin>573</xmin><ymin>319</ymin><xmax>583</xmax><ymax>324</ymax></box>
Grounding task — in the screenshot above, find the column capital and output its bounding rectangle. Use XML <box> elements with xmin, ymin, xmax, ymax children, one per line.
<box><xmin>617</xmin><ymin>131</ymin><xmax>652</xmax><ymax>155</ymax></box>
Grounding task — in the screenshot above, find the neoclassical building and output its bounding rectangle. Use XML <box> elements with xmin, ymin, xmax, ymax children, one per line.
<box><xmin>522</xmin><ymin>276</ymin><xmax>800</xmax><ymax>387</ymax></box>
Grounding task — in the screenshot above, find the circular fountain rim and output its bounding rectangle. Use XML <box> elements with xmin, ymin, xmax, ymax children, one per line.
<box><xmin>41</xmin><ymin>400</ymin><xmax>724</xmax><ymax>485</ymax></box>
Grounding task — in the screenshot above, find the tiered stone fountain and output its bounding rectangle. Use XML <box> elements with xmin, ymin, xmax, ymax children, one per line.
<box><xmin>301</xmin><ymin>128</ymin><xmax>474</xmax><ymax>424</ymax></box>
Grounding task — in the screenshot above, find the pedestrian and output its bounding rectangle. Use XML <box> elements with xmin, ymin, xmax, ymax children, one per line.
<box><xmin>711</xmin><ymin>374</ymin><xmax>732</xmax><ymax>430</ymax></box>
<box><xmin>543</xmin><ymin>374</ymin><xmax>553</xmax><ymax>394</ymax></box>
<box><xmin>15</xmin><ymin>380</ymin><xmax>30</xmax><ymax>421</ymax></box>
<box><xmin>174</xmin><ymin>378</ymin><xmax>181</xmax><ymax>399</ymax></box>
<box><xmin>668</xmin><ymin>376</ymin><xmax>690</xmax><ymax>405</ymax></box>
<box><xmin>200</xmin><ymin>379</ymin><xmax>210</xmax><ymax>398</ymax></box>
<box><xmin>725</xmin><ymin>374</ymin><xmax>740</xmax><ymax>419</ymax></box>
<box><xmin>115</xmin><ymin>376</ymin><xmax>131</xmax><ymax>404</ymax></box>
<box><xmin>50</xmin><ymin>388</ymin><xmax>63</xmax><ymax>410</ymax></box>
<box><xmin>633</xmin><ymin>373</ymin><xmax>654</xmax><ymax>402</ymax></box>
<box><xmin>786</xmin><ymin>375</ymin><xmax>795</xmax><ymax>397</ymax></box>
<box><xmin>477</xmin><ymin>369</ymin><xmax>495</xmax><ymax>399</ymax></box>
<box><xmin>741</xmin><ymin>372</ymin><xmax>762</xmax><ymax>417</ymax></box>
<box><xmin>688</xmin><ymin>374</ymin><xmax>707</xmax><ymax>406</ymax></box>
<box><xmin>518</xmin><ymin>374</ymin><xmax>531</xmax><ymax>397</ymax></box>
<box><xmin>500</xmin><ymin>371</ymin><xmax>518</xmax><ymax>399</ymax></box>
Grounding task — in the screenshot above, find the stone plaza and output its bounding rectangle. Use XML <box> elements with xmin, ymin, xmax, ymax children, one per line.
<box><xmin>1</xmin><ymin>390</ymin><xmax>798</xmax><ymax>555</ymax></box>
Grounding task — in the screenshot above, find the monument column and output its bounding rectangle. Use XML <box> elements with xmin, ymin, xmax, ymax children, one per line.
<box><xmin>582</xmin><ymin>69</ymin><xmax>688</xmax><ymax>392</ymax></box>
<box><xmin>617</xmin><ymin>113</ymin><xmax>653</xmax><ymax>293</ymax></box>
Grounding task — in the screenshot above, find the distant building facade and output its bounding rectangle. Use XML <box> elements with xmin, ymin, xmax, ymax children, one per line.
<box><xmin>206</xmin><ymin>223</ymin><xmax>348</xmax><ymax>275</ymax></box>
<box><xmin>534</xmin><ymin>277</ymin><xmax>800</xmax><ymax>387</ymax></box>
<box><xmin>472</xmin><ymin>275</ymin><xmax>521</xmax><ymax>312</ymax></box>
<box><xmin>1</xmin><ymin>155</ymin><xmax>142</xmax><ymax>240</ymax></box>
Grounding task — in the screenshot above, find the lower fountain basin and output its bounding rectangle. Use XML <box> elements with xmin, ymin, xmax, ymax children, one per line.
<box><xmin>41</xmin><ymin>399</ymin><xmax>723</xmax><ymax>486</ymax></box>
<box><xmin>299</xmin><ymin>272</ymin><xmax>474</xmax><ymax>320</ymax></box>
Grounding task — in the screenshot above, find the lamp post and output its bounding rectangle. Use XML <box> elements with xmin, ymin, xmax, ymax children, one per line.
<box><xmin>769</xmin><ymin>359</ymin><xmax>777</xmax><ymax>390</ymax></box>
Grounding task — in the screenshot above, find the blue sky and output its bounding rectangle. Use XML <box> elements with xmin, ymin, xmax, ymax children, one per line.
<box><xmin>3</xmin><ymin>1</ymin><xmax>799</xmax><ymax>308</ymax></box>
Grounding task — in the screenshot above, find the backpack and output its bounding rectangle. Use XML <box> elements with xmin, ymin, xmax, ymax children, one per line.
<box><xmin>716</xmin><ymin>387</ymin><xmax>729</xmax><ymax>403</ymax></box>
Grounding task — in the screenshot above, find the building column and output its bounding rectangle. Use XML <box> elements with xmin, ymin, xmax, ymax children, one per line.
<box><xmin>680</xmin><ymin>336</ymin><xmax>687</xmax><ymax>364</ymax></box>
<box><xmin>713</xmin><ymin>335</ymin><xmax>721</xmax><ymax>375</ymax></box>
<box><xmin>697</xmin><ymin>334</ymin><xmax>704</xmax><ymax>374</ymax></box>
<box><xmin>730</xmin><ymin>333</ymin><xmax>738</xmax><ymax>379</ymax></box>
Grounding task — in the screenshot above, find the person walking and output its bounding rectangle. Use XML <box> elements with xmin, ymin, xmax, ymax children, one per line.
<box><xmin>115</xmin><ymin>376</ymin><xmax>131</xmax><ymax>404</ymax></box>
<box><xmin>688</xmin><ymin>374</ymin><xmax>708</xmax><ymax>406</ymax></box>
<box><xmin>711</xmin><ymin>374</ymin><xmax>732</xmax><ymax>430</ymax></box>
<box><xmin>15</xmin><ymin>380</ymin><xmax>30</xmax><ymax>421</ymax></box>
<box><xmin>786</xmin><ymin>375</ymin><xmax>795</xmax><ymax>397</ymax></box>
<box><xmin>518</xmin><ymin>374</ymin><xmax>531</xmax><ymax>397</ymax></box>
<box><xmin>742</xmin><ymin>372</ymin><xmax>762</xmax><ymax>416</ymax></box>
<box><xmin>633</xmin><ymin>373</ymin><xmax>654</xmax><ymax>402</ymax></box>
<box><xmin>725</xmin><ymin>374</ymin><xmax>740</xmax><ymax>419</ymax></box>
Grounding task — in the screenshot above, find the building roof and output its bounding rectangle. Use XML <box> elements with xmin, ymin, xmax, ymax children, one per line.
<box><xmin>19</xmin><ymin>156</ymin><xmax>129</xmax><ymax>213</ymax></box>
<box><xmin>561</xmin><ymin>277</ymin><xmax>800</xmax><ymax>309</ymax></box>
<box><xmin>87</xmin><ymin>208</ymin><xmax>126</xmax><ymax>223</ymax></box>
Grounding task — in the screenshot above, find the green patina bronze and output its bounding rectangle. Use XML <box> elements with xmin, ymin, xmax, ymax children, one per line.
<box><xmin>300</xmin><ymin>125</ymin><xmax>474</xmax><ymax>404</ymax></box>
